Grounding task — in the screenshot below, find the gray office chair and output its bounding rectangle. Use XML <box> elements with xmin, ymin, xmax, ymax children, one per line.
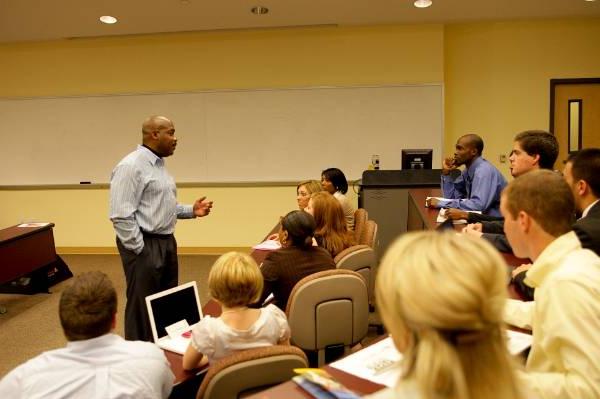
<box><xmin>334</xmin><ymin>244</ymin><xmax>377</xmax><ymax>306</ymax></box>
<box><xmin>196</xmin><ymin>345</ymin><xmax>308</xmax><ymax>399</ymax></box>
<box><xmin>285</xmin><ymin>269</ymin><xmax>369</xmax><ymax>366</ymax></box>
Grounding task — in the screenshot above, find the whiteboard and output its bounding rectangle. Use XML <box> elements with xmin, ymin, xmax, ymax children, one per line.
<box><xmin>0</xmin><ymin>85</ymin><xmax>443</xmax><ymax>185</ymax></box>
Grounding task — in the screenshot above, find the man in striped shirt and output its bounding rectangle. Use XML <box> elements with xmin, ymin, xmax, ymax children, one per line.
<box><xmin>110</xmin><ymin>115</ymin><xmax>213</xmax><ymax>341</ymax></box>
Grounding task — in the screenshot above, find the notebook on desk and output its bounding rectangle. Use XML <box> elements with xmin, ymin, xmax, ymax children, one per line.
<box><xmin>145</xmin><ymin>281</ymin><xmax>203</xmax><ymax>355</ymax></box>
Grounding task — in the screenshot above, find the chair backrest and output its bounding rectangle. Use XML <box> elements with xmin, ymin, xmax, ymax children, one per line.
<box><xmin>353</xmin><ymin>208</ymin><xmax>368</xmax><ymax>241</ymax></box>
<box><xmin>285</xmin><ymin>269</ymin><xmax>369</xmax><ymax>364</ymax></box>
<box><xmin>196</xmin><ymin>345</ymin><xmax>308</xmax><ymax>399</ymax></box>
<box><xmin>358</xmin><ymin>220</ymin><xmax>378</xmax><ymax>249</ymax></box>
<box><xmin>334</xmin><ymin>244</ymin><xmax>377</xmax><ymax>304</ymax></box>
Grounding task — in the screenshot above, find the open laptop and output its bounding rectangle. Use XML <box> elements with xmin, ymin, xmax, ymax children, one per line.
<box><xmin>145</xmin><ymin>281</ymin><xmax>203</xmax><ymax>355</ymax></box>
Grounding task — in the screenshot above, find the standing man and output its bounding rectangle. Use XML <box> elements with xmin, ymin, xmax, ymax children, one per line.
<box><xmin>110</xmin><ymin>115</ymin><xmax>213</xmax><ymax>341</ymax></box>
<box><xmin>0</xmin><ymin>272</ymin><xmax>174</xmax><ymax>398</ymax></box>
<box><xmin>502</xmin><ymin>170</ymin><xmax>600</xmax><ymax>398</ymax></box>
<box><xmin>427</xmin><ymin>134</ymin><xmax>506</xmax><ymax>216</ymax></box>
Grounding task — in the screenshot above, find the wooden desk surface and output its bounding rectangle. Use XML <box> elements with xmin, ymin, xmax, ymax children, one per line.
<box><xmin>0</xmin><ymin>223</ymin><xmax>55</xmax><ymax>244</ymax></box>
<box><xmin>407</xmin><ymin>188</ymin><xmax>529</xmax><ymax>266</ymax></box>
<box><xmin>0</xmin><ymin>223</ymin><xmax>59</xmax><ymax>285</ymax></box>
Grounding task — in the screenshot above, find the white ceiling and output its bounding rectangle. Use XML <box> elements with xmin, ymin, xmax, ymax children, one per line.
<box><xmin>1</xmin><ymin>0</ymin><xmax>599</xmax><ymax>43</ymax></box>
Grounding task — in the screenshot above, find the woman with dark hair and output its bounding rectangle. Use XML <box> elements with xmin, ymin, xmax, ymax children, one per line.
<box><xmin>321</xmin><ymin>168</ymin><xmax>356</xmax><ymax>230</ymax></box>
<box><xmin>257</xmin><ymin>210</ymin><xmax>335</xmax><ymax>311</ymax></box>
<box><xmin>306</xmin><ymin>191</ymin><xmax>356</xmax><ymax>257</ymax></box>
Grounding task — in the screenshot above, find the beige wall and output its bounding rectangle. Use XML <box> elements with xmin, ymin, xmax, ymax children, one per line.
<box><xmin>444</xmin><ymin>18</ymin><xmax>600</xmax><ymax>176</ymax></box>
<box><xmin>2</xmin><ymin>18</ymin><xmax>600</xmax><ymax>249</ymax></box>
<box><xmin>0</xmin><ymin>24</ymin><xmax>441</xmax><ymax>250</ymax></box>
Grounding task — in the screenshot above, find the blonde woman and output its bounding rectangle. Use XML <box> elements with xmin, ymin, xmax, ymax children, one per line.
<box><xmin>367</xmin><ymin>232</ymin><xmax>526</xmax><ymax>399</ymax></box>
<box><xmin>182</xmin><ymin>252</ymin><xmax>290</xmax><ymax>370</ymax></box>
<box><xmin>296</xmin><ymin>180</ymin><xmax>322</xmax><ymax>210</ymax></box>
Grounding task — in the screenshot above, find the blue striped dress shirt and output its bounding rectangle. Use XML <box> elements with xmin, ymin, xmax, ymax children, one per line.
<box><xmin>439</xmin><ymin>157</ymin><xmax>507</xmax><ymax>216</ymax></box>
<box><xmin>110</xmin><ymin>145</ymin><xmax>194</xmax><ymax>254</ymax></box>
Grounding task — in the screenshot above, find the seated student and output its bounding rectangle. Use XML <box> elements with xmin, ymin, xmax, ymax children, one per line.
<box><xmin>458</xmin><ymin>130</ymin><xmax>558</xmax><ymax>252</ymax></box>
<box><xmin>427</xmin><ymin>133</ymin><xmax>506</xmax><ymax>216</ymax></box>
<box><xmin>512</xmin><ymin>148</ymin><xmax>600</xmax><ymax>300</ymax></box>
<box><xmin>366</xmin><ymin>231</ymin><xmax>527</xmax><ymax>399</ymax></box>
<box><xmin>0</xmin><ymin>271</ymin><xmax>174</xmax><ymax>399</ymax></box>
<box><xmin>296</xmin><ymin>180</ymin><xmax>322</xmax><ymax>210</ymax></box>
<box><xmin>183</xmin><ymin>252</ymin><xmax>290</xmax><ymax>370</ymax></box>
<box><xmin>501</xmin><ymin>170</ymin><xmax>600</xmax><ymax>398</ymax></box>
<box><xmin>321</xmin><ymin>167</ymin><xmax>356</xmax><ymax>230</ymax></box>
<box><xmin>306</xmin><ymin>191</ymin><xmax>356</xmax><ymax>257</ymax></box>
<box><xmin>258</xmin><ymin>210</ymin><xmax>336</xmax><ymax>311</ymax></box>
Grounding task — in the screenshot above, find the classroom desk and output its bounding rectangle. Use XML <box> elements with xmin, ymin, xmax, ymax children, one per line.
<box><xmin>0</xmin><ymin>223</ymin><xmax>71</xmax><ymax>298</ymax></box>
<box><xmin>407</xmin><ymin>188</ymin><xmax>529</xmax><ymax>268</ymax></box>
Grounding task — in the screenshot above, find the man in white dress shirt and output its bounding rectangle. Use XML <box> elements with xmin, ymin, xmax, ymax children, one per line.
<box><xmin>110</xmin><ymin>115</ymin><xmax>213</xmax><ymax>341</ymax></box>
<box><xmin>0</xmin><ymin>271</ymin><xmax>174</xmax><ymax>399</ymax></box>
<box><xmin>501</xmin><ymin>170</ymin><xmax>600</xmax><ymax>399</ymax></box>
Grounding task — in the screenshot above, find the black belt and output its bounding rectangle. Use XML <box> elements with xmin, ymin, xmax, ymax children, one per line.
<box><xmin>140</xmin><ymin>230</ymin><xmax>174</xmax><ymax>239</ymax></box>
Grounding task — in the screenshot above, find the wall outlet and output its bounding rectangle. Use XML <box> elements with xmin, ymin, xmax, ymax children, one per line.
<box><xmin>499</xmin><ymin>154</ymin><xmax>507</xmax><ymax>163</ymax></box>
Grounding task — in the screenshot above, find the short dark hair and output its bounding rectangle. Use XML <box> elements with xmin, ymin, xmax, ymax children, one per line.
<box><xmin>281</xmin><ymin>210</ymin><xmax>316</xmax><ymax>249</ymax></box>
<box><xmin>514</xmin><ymin>130</ymin><xmax>558</xmax><ymax>169</ymax></box>
<box><xmin>503</xmin><ymin>170</ymin><xmax>574</xmax><ymax>237</ymax></box>
<box><xmin>569</xmin><ymin>148</ymin><xmax>600</xmax><ymax>198</ymax></box>
<box><xmin>322</xmin><ymin>168</ymin><xmax>349</xmax><ymax>194</ymax></box>
<box><xmin>59</xmin><ymin>271</ymin><xmax>117</xmax><ymax>341</ymax></box>
<box><xmin>460</xmin><ymin>134</ymin><xmax>484</xmax><ymax>156</ymax></box>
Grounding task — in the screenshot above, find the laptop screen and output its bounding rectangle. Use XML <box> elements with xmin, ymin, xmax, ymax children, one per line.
<box><xmin>147</xmin><ymin>282</ymin><xmax>202</xmax><ymax>340</ymax></box>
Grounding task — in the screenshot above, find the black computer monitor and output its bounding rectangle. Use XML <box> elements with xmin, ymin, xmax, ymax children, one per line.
<box><xmin>402</xmin><ymin>149</ymin><xmax>433</xmax><ymax>170</ymax></box>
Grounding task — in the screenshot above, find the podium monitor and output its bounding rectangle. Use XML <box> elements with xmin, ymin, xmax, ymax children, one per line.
<box><xmin>402</xmin><ymin>149</ymin><xmax>433</xmax><ymax>170</ymax></box>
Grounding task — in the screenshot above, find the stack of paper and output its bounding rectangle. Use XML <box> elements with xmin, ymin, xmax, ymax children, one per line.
<box><xmin>330</xmin><ymin>331</ymin><xmax>532</xmax><ymax>387</ymax></box>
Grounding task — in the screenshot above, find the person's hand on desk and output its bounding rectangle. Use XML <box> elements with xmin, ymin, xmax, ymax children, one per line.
<box><xmin>511</xmin><ymin>263</ymin><xmax>532</xmax><ymax>279</ymax></box>
<box><xmin>446</xmin><ymin>208</ymin><xmax>469</xmax><ymax>220</ymax></box>
<box><xmin>193</xmin><ymin>197</ymin><xmax>213</xmax><ymax>217</ymax></box>
<box><xmin>426</xmin><ymin>197</ymin><xmax>441</xmax><ymax>208</ymax></box>
<box><xmin>462</xmin><ymin>223</ymin><xmax>483</xmax><ymax>238</ymax></box>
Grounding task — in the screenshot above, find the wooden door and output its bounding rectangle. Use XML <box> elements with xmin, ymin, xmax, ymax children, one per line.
<box><xmin>551</xmin><ymin>79</ymin><xmax>600</xmax><ymax>169</ymax></box>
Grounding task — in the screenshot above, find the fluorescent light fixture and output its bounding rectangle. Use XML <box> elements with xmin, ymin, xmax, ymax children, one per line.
<box><xmin>99</xmin><ymin>16</ymin><xmax>118</xmax><ymax>24</ymax></box>
<box><xmin>414</xmin><ymin>0</ymin><xmax>432</xmax><ymax>8</ymax></box>
<box><xmin>251</xmin><ymin>6</ymin><xmax>269</xmax><ymax>15</ymax></box>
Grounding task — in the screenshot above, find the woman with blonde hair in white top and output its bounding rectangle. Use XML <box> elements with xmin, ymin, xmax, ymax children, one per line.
<box><xmin>367</xmin><ymin>231</ymin><xmax>526</xmax><ymax>399</ymax></box>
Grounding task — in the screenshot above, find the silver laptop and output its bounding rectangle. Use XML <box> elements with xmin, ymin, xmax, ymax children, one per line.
<box><xmin>145</xmin><ymin>281</ymin><xmax>203</xmax><ymax>355</ymax></box>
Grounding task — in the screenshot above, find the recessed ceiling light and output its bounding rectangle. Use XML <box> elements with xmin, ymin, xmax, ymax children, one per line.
<box><xmin>99</xmin><ymin>15</ymin><xmax>118</xmax><ymax>24</ymax></box>
<box><xmin>414</xmin><ymin>0</ymin><xmax>432</xmax><ymax>8</ymax></box>
<box><xmin>251</xmin><ymin>6</ymin><xmax>269</xmax><ymax>15</ymax></box>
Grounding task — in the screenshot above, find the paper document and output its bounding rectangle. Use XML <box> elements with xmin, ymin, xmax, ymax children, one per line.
<box><xmin>252</xmin><ymin>239</ymin><xmax>281</xmax><ymax>250</ymax></box>
<box><xmin>331</xmin><ymin>331</ymin><xmax>532</xmax><ymax>387</ymax></box>
<box><xmin>436</xmin><ymin>208</ymin><xmax>481</xmax><ymax>224</ymax></box>
<box><xmin>330</xmin><ymin>337</ymin><xmax>402</xmax><ymax>388</ymax></box>
<box><xmin>17</xmin><ymin>222</ymin><xmax>50</xmax><ymax>228</ymax></box>
<box><xmin>425</xmin><ymin>196</ymin><xmax>447</xmax><ymax>205</ymax></box>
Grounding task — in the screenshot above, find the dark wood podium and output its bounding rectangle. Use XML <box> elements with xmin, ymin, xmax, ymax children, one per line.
<box><xmin>0</xmin><ymin>223</ymin><xmax>72</xmax><ymax>298</ymax></box>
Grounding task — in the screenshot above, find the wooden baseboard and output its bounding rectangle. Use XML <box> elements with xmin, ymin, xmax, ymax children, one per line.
<box><xmin>56</xmin><ymin>247</ymin><xmax>252</xmax><ymax>255</ymax></box>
